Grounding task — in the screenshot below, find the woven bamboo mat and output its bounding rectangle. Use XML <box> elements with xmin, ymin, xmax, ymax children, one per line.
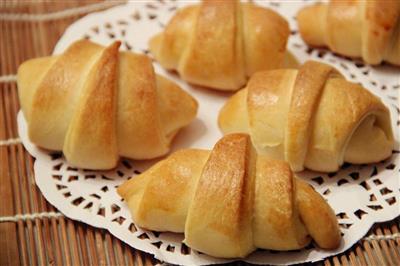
<box><xmin>0</xmin><ymin>1</ymin><xmax>399</xmax><ymax>265</ymax></box>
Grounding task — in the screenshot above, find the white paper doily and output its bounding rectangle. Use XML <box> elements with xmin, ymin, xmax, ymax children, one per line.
<box><xmin>18</xmin><ymin>1</ymin><xmax>400</xmax><ymax>265</ymax></box>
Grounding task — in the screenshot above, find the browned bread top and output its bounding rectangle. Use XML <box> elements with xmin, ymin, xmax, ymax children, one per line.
<box><xmin>149</xmin><ymin>0</ymin><xmax>290</xmax><ymax>90</ymax></box>
<box><xmin>18</xmin><ymin>40</ymin><xmax>198</xmax><ymax>169</ymax></box>
<box><xmin>219</xmin><ymin>61</ymin><xmax>394</xmax><ymax>172</ymax></box>
<box><xmin>118</xmin><ymin>134</ymin><xmax>341</xmax><ymax>258</ymax></box>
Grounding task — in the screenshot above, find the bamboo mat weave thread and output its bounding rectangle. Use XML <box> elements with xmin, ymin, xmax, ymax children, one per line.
<box><xmin>0</xmin><ymin>1</ymin><xmax>399</xmax><ymax>265</ymax></box>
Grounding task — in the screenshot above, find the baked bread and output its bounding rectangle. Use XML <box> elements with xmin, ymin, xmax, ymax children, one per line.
<box><xmin>297</xmin><ymin>0</ymin><xmax>400</xmax><ymax>66</ymax></box>
<box><xmin>18</xmin><ymin>40</ymin><xmax>198</xmax><ymax>170</ymax></box>
<box><xmin>219</xmin><ymin>61</ymin><xmax>394</xmax><ymax>172</ymax></box>
<box><xmin>149</xmin><ymin>0</ymin><xmax>290</xmax><ymax>91</ymax></box>
<box><xmin>118</xmin><ymin>133</ymin><xmax>341</xmax><ymax>258</ymax></box>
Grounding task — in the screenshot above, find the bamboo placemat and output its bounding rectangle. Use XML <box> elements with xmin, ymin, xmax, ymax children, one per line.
<box><xmin>0</xmin><ymin>1</ymin><xmax>399</xmax><ymax>265</ymax></box>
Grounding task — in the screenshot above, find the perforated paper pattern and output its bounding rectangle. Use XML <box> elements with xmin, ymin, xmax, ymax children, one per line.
<box><xmin>18</xmin><ymin>1</ymin><xmax>400</xmax><ymax>265</ymax></box>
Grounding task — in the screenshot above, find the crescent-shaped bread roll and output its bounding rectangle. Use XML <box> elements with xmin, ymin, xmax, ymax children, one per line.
<box><xmin>149</xmin><ymin>0</ymin><xmax>290</xmax><ymax>91</ymax></box>
<box><xmin>118</xmin><ymin>134</ymin><xmax>341</xmax><ymax>258</ymax></box>
<box><xmin>219</xmin><ymin>61</ymin><xmax>394</xmax><ymax>172</ymax></box>
<box><xmin>297</xmin><ymin>0</ymin><xmax>400</xmax><ymax>66</ymax></box>
<box><xmin>18</xmin><ymin>40</ymin><xmax>198</xmax><ymax>170</ymax></box>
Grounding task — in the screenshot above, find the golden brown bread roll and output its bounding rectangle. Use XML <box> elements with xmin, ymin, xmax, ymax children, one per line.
<box><xmin>297</xmin><ymin>0</ymin><xmax>400</xmax><ymax>66</ymax></box>
<box><xmin>18</xmin><ymin>40</ymin><xmax>198</xmax><ymax>170</ymax></box>
<box><xmin>118</xmin><ymin>134</ymin><xmax>341</xmax><ymax>258</ymax></box>
<box><xmin>219</xmin><ymin>61</ymin><xmax>394</xmax><ymax>172</ymax></box>
<box><xmin>149</xmin><ymin>0</ymin><xmax>290</xmax><ymax>91</ymax></box>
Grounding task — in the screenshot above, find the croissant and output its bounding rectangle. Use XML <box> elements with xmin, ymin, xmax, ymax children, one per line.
<box><xmin>297</xmin><ymin>0</ymin><xmax>400</xmax><ymax>66</ymax></box>
<box><xmin>118</xmin><ymin>133</ymin><xmax>341</xmax><ymax>258</ymax></box>
<box><xmin>218</xmin><ymin>61</ymin><xmax>394</xmax><ymax>172</ymax></box>
<box><xmin>149</xmin><ymin>0</ymin><xmax>290</xmax><ymax>91</ymax></box>
<box><xmin>17</xmin><ymin>40</ymin><xmax>198</xmax><ymax>170</ymax></box>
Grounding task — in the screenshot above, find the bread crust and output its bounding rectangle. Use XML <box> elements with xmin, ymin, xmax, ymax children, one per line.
<box><xmin>297</xmin><ymin>0</ymin><xmax>400</xmax><ymax>65</ymax></box>
<box><xmin>150</xmin><ymin>0</ymin><xmax>289</xmax><ymax>90</ymax></box>
<box><xmin>218</xmin><ymin>61</ymin><xmax>394</xmax><ymax>172</ymax></box>
<box><xmin>118</xmin><ymin>134</ymin><xmax>341</xmax><ymax>258</ymax></box>
<box><xmin>18</xmin><ymin>40</ymin><xmax>198</xmax><ymax>169</ymax></box>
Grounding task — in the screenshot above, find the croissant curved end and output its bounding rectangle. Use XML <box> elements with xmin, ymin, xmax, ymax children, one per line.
<box><xmin>297</xmin><ymin>4</ymin><xmax>327</xmax><ymax>47</ymax></box>
<box><xmin>18</xmin><ymin>56</ymin><xmax>56</xmax><ymax>123</ymax></box>
<box><xmin>343</xmin><ymin>111</ymin><xmax>394</xmax><ymax>164</ymax></box>
<box><xmin>218</xmin><ymin>88</ymin><xmax>248</xmax><ymax>135</ymax></box>
<box><xmin>295</xmin><ymin>179</ymin><xmax>341</xmax><ymax>249</ymax></box>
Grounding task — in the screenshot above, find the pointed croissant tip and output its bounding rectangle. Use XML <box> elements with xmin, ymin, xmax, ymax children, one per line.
<box><xmin>109</xmin><ymin>40</ymin><xmax>122</xmax><ymax>49</ymax></box>
<box><xmin>117</xmin><ymin>179</ymin><xmax>132</xmax><ymax>200</ymax></box>
<box><xmin>148</xmin><ymin>34</ymin><xmax>162</xmax><ymax>58</ymax></box>
<box><xmin>116</xmin><ymin>183</ymin><xmax>126</xmax><ymax>198</ymax></box>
